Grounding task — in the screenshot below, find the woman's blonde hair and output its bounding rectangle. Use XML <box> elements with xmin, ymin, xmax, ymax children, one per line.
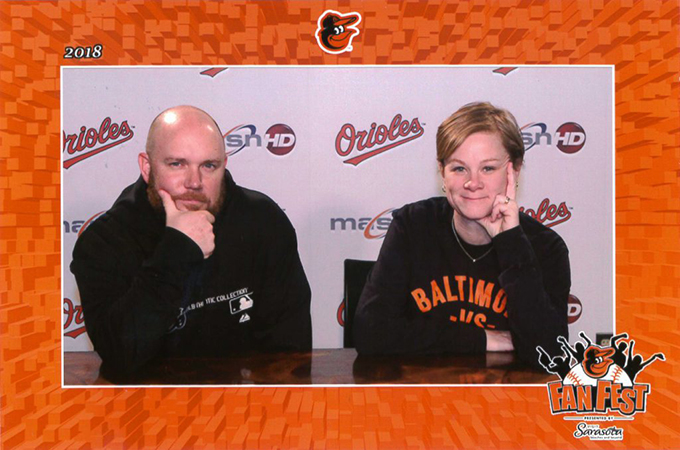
<box><xmin>436</xmin><ymin>102</ymin><xmax>524</xmax><ymax>169</ymax></box>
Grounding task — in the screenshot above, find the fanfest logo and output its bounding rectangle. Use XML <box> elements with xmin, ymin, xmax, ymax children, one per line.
<box><xmin>336</xmin><ymin>114</ymin><xmax>424</xmax><ymax>166</ymax></box>
<box><xmin>315</xmin><ymin>10</ymin><xmax>362</xmax><ymax>54</ymax></box>
<box><xmin>63</xmin><ymin>298</ymin><xmax>86</xmax><ymax>339</ymax></box>
<box><xmin>223</xmin><ymin>123</ymin><xmax>296</xmax><ymax>157</ymax></box>
<box><xmin>521</xmin><ymin>122</ymin><xmax>587</xmax><ymax>154</ymax></box>
<box><xmin>538</xmin><ymin>332</ymin><xmax>665</xmax><ymax>440</ymax></box>
<box><xmin>330</xmin><ymin>208</ymin><xmax>395</xmax><ymax>239</ymax></box>
<box><xmin>63</xmin><ymin>118</ymin><xmax>134</xmax><ymax>169</ymax></box>
<box><xmin>519</xmin><ymin>198</ymin><xmax>572</xmax><ymax>228</ymax></box>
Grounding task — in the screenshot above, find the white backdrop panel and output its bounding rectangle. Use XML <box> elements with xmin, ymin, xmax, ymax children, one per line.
<box><xmin>62</xmin><ymin>66</ymin><xmax>613</xmax><ymax>351</ymax></box>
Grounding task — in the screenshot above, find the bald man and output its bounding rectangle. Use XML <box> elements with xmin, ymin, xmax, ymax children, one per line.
<box><xmin>71</xmin><ymin>106</ymin><xmax>312</xmax><ymax>383</ymax></box>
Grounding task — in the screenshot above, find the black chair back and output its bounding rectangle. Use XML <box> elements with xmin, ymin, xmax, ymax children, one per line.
<box><xmin>343</xmin><ymin>259</ymin><xmax>375</xmax><ymax>348</ymax></box>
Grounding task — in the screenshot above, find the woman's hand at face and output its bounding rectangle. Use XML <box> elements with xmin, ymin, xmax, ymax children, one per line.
<box><xmin>475</xmin><ymin>163</ymin><xmax>520</xmax><ymax>238</ymax></box>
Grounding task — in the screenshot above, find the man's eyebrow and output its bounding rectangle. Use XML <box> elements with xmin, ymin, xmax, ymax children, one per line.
<box><xmin>163</xmin><ymin>157</ymin><xmax>187</xmax><ymax>163</ymax></box>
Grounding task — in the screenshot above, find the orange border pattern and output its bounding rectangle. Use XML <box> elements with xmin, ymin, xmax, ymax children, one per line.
<box><xmin>1</xmin><ymin>1</ymin><xmax>679</xmax><ymax>448</ymax></box>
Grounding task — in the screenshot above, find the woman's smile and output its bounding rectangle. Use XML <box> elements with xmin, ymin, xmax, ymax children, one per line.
<box><xmin>440</xmin><ymin>132</ymin><xmax>511</xmax><ymax>222</ymax></box>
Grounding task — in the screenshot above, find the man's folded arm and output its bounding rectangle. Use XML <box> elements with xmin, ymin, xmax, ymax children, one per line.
<box><xmin>71</xmin><ymin>224</ymin><xmax>203</xmax><ymax>378</ymax></box>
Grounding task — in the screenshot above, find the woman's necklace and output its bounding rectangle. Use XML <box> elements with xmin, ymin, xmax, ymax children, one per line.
<box><xmin>451</xmin><ymin>216</ymin><xmax>493</xmax><ymax>263</ymax></box>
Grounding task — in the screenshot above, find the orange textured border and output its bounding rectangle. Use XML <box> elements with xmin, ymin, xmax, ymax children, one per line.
<box><xmin>1</xmin><ymin>1</ymin><xmax>679</xmax><ymax>448</ymax></box>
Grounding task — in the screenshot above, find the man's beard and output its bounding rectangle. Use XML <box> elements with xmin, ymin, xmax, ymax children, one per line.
<box><xmin>146</xmin><ymin>170</ymin><xmax>226</xmax><ymax>216</ymax></box>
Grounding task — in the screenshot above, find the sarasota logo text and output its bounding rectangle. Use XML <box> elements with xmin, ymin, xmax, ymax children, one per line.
<box><xmin>537</xmin><ymin>331</ymin><xmax>664</xmax><ymax>439</ymax></box>
<box><xmin>63</xmin><ymin>118</ymin><xmax>134</xmax><ymax>169</ymax></box>
<box><xmin>573</xmin><ymin>423</ymin><xmax>623</xmax><ymax>441</ymax></box>
<box><xmin>521</xmin><ymin>122</ymin><xmax>586</xmax><ymax>154</ymax></box>
<box><xmin>336</xmin><ymin>114</ymin><xmax>424</xmax><ymax>166</ymax></box>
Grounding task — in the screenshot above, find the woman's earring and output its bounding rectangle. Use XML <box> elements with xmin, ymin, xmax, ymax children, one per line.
<box><xmin>441</xmin><ymin>184</ymin><xmax>446</xmax><ymax>193</ymax></box>
<box><xmin>515</xmin><ymin>182</ymin><xmax>519</xmax><ymax>189</ymax></box>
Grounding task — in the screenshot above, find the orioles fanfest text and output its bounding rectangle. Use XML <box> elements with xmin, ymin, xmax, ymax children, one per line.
<box><xmin>548</xmin><ymin>381</ymin><xmax>650</xmax><ymax>416</ymax></box>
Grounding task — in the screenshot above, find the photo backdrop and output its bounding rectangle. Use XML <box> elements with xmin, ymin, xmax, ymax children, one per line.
<box><xmin>62</xmin><ymin>66</ymin><xmax>613</xmax><ymax>351</ymax></box>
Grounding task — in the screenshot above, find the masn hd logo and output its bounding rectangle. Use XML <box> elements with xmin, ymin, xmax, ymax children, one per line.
<box><xmin>64</xmin><ymin>211</ymin><xmax>106</xmax><ymax>236</ymax></box>
<box><xmin>521</xmin><ymin>122</ymin><xmax>586</xmax><ymax>154</ymax></box>
<box><xmin>223</xmin><ymin>123</ymin><xmax>296</xmax><ymax>157</ymax></box>
<box><xmin>330</xmin><ymin>208</ymin><xmax>395</xmax><ymax>239</ymax></box>
<box><xmin>567</xmin><ymin>294</ymin><xmax>583</xmax><ymax>324</ymax></box>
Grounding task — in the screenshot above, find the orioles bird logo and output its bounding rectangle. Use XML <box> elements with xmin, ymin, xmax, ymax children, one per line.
<box><xmin>315</xmin><ymin>10</ymin><xmax>362</xmax><ymax>54</ymax></box>
<box><xmin>582</xmin><ymin>345</ymin><xmax>615</xmax><ymax>378</ymax></box>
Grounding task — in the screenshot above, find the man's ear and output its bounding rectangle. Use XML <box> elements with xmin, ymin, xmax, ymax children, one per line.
<box><xmin>138</xmin><ymin>152</ymin><xmax>151</xmax><ymax>183</ymax></box>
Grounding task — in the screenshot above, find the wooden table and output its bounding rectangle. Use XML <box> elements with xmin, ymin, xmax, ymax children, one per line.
<box><xmin>64</xmin><ymin>350</ymin><xmax>557</xmax><ymax>385</ymax></box>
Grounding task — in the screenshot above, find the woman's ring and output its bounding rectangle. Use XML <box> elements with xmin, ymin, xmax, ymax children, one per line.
<box><xmin>505</xmin><ymin>196</ymin><xmax>511</xmax><ymax>204</ymax></box>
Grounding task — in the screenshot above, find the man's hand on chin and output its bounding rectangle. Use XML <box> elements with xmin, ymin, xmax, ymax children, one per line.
<box><xmin>159</xmin><ymin>189</ymin><xmax>215</xmax><ymax>259</ymax></box>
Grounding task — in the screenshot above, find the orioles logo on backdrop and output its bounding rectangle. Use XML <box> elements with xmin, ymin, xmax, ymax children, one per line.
<box><xmin>538</xmin><ymin>332</ymin><xmax>665</xmax><ymax>441</ymax></box>
<box><xmin>336</xmin><ymin>114</ymin><xmax>425</xmax><ymax>166</ymax></box>
<box><xmin>315</xmin><ymin>10</ymin><xmax>362</xmax><ymax>54</ymax></box>
<box><xmin>63</xmin><ymin>298</ymin><xmax>86</xmax><ymax>338</ymax></box>
<box><xmin>492</xmin><ymin>67</ymin><xmax>518</xmax><ymax>76</ymax></box>
<box><xmin>63</xmin><ymin>117</ymin><xmax>134</xmax><ymax>169</ymax></box>
<box><xmin>519</xmin><ymin>198</ymin><xmax>572</xmax><ymax>228</ymax></box>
